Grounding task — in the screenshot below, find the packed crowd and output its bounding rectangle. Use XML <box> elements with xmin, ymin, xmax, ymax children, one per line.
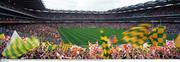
<box><xmin>19</xmin><ymin>47</ymin><xmax>180</xmax><ymax>59</ymax></box>
<box><xmin>0</xmin><ymin>24</ymin><xmax>60</xmax><ymax>42</ymax></box>
<box><xmin>38</xmin><ymin>12</ymin><xmax>116</xmax><ymax>19</ymax></box>
<box><xmin>1</xmin><ymin>38</ymin><xmax>180</xmax><ymax>59</ymax></box>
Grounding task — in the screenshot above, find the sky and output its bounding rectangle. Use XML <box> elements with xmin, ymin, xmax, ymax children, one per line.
<box><xmin>42</xmin><ymin>0</ymin><xmax>155</xmax><ymax>11</ymax></box>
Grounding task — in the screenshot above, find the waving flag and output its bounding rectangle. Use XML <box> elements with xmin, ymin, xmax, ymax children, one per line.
<box><xmin>149</xmin><ymin>26</ymin><xmax>167</xmax><ymax>46</ymax></box>
<box><xmin>61</xmin><ymin>43</ymin><xmax>72</xmax><ymax>53</ymax></box>
<box><xmin>0</xmin><ymin>33</ymin><xmax>5</xmax><ymax>40</ymax></box>
<box><xmin>122</xmin><ymin>24</ymin><xmax>151</xmax><ymax>48</ymax></box>
<box><xmin>100</xmin><ymin>30</ymin><xmax>111</xmax><ymax>59</ymax></box>
<box><xmin>2</xmin><ymin>31</ymin><xmax>40</xmax><ymax>59</ymax></box>
<box><xmin>2</xmin><ymin>37</ymin><xmax>39</xmax><ymax>59</ymax></box>
<box><xmin>175</xmin><ymin>34</ymin><xmax>180</xmax><ymax>48</ymax></box>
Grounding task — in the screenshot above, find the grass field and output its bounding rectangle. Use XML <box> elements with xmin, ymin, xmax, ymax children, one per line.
<box><xmin>58</xmin><ymin>27</ymin><xmax>177</xmax><ymax>47</ymax></box>
<box><xmin>58</xmin><ymin>27</ymin><xmax>126</xmax><ymax>47</ymax></box>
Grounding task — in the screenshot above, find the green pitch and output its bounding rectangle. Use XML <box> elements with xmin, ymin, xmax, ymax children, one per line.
<box><xmin>58</xmin><ymin>27</ymin><xmax>126</xmax><ymax>47</ymax></box>
<box><xmin>58</xmin><ymin>27</ymin><xmax>177</xmax><ymax>47</ymax></box>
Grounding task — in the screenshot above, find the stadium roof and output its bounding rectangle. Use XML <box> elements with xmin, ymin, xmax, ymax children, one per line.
<box><xmin>9</xmin><ymin>0</ymin><xmax>45</xmax><ymax>10</ymax></box>
<box><xmin>108</xmin><ymin>0</ymin><xmax>180</xmax><ymax>12</ymax></box>
<box><xmin>42</xmin><ymin>0</ymin><xmax>155</xmax><ymax>11</ymax></box>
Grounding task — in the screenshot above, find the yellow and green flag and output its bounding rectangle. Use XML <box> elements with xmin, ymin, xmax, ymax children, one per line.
<box><xmin>148</xmin><ymin>26</ymin><xmax>167</xmax><ymax>46</ymax></box>
<box><xmin>2</xmin><ymin>31</ymin><xmax>39</xmax><ymax>59</ymax></box>
<box><xmin>175</xmin><ymin>34</ymin><xmax>180</xmax><ymax>48</ymax></box>
<box><xmin>122</xmin><ymin>24</ymin><xmax>151</xmax><ymax>48</ymax></box>
<box><xmin>0</xmin><ymin>33</ymin><xmax>5</xmax><ymax>40</ymax></box>
<box><xmin>2</xmin><ymin>37</ymin><xmax>40</xmax><ymax>59</ymax></box>
<box><xmin>43</xmin><ymin>41</ymin><xmax>58</xmax><ymax>52</ymax></box>
<box><xmin>100</xmin><ymin>30</ymin><xmax>111</xmax><ymax>59</ymax></box>
<box><xmin>61</xmin><ymin>43</ymin><xmax>72</xmax><ymax>53</ymax></box>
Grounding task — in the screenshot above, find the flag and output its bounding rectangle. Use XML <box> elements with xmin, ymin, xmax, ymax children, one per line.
<box><xmin>43</xmin><ymin>42</ymin><xmax>57</xmax><ymax>52</ymax></box>
<box><xmin>47</xmin><ymin>44</ymin><xmax>57</xmax><ymax>51</ymax></box>
<box><xmin>100</xmin><ymin>30</ymin><xmax>111</xmax><ymax>59</ymax></box>
<box><xmin>2</xmin><ymin>36</ymin><xmax>40</xmax><ymax>59</ymax></box>
<box><xmin>61</xmin><ymin>43</ymin><xmax>72</xmax><ymax>53</ymax></box>
<box><xmin>149</xmin><ymin>26</ymin><xmax>167</xmax><ymax>46</ymax></box>
<box><xmin>175</xmin><ymin>34</ymin><xmax>180</xmax><ymax>48</ymax></box>
<box><xmin>2</xmin><ymin>31</ymin><xmax>39</xmax><ymax>59</ymax></box>
<box><xmin>9</xmin><ymin>31</ymin><xmax>21</xmax><ymax>45</ymax></box>
<box><xmin>122</xmin><ymin>24</ymin><xmax>151</xmax><ymax>48</ymax></box>
<box><xmin>0</xmin><ymin>33</ymin><xmax>5</xmax><ymax>40</ymax></box>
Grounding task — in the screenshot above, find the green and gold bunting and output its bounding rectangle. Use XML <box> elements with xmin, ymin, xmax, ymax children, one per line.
<box><xmin>122</xmin><ymin>24</ymin><xmax>151</xmax><ymax>48</ymax></box>
<box><xmin>100</xmin><ymin>30</ymin><xmax>111</xmax><ymax>59</ymax></box>
<box><xmin>149</xmin><ymin>26</ymin><xmax>167</xmax><ymax>46</ymax></box>
<box><xmin>2</xmin><ymin>37</ymin><xmax>40</xmax><ymax>59</ymax></box>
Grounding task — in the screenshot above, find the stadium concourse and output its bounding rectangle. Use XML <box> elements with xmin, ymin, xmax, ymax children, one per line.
<box><xmin>0</xmin><ymin>0</ymin><xmax>180</xmax><ymax>59</ymax></box>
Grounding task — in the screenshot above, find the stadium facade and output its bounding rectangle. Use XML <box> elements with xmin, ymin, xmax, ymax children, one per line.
<box><xmin>0</xmin><ymin>0</ymin><xmax>180</xmax><ymax>23</ymax></box>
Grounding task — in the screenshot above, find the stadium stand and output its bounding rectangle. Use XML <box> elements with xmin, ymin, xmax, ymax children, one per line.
<box><xmin>0</xmin><ymin>0</ymin><xmax>179</xmax><ymax>22</ymax></box>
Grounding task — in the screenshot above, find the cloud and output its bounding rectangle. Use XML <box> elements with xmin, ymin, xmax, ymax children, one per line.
<box><xmin>42</xmin><ymin>0</ymin><xmax>155</xmax><ymax>11</ymax></box>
